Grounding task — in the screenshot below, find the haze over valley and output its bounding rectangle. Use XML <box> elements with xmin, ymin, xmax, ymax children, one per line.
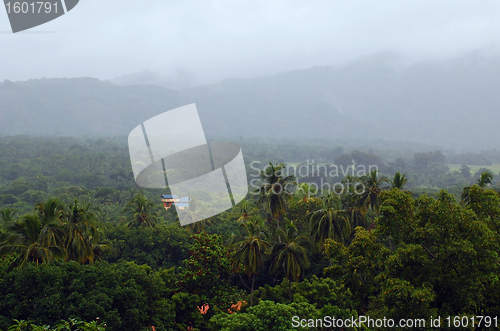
<box><xmin>1</xmin><ymin>51</ymin><xmax>499</xmax><ymax>151</ymax></box>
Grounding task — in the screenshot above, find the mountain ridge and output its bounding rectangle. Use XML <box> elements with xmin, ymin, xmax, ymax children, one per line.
<box><xmin>1</xmin><ymin>53</ymin><xmax>500</xmax><ymax>150</ymax></box>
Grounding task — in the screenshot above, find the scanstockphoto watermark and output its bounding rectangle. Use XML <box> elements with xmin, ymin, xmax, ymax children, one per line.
<box><xmin>249</xmin><ymin>160</ymin><xmax>379</xmax><ymax>197</ymax></box>
<box><xmin>291</xmin><ymin>316</ymin><xmax>427</xmax><ymax>329</ymax></box>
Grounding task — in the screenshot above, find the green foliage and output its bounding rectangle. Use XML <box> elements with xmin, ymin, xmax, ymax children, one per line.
<box><xmin>390</xmin><ymin>172</ymin><xmax>407</xmax><ymax>190</ymax></box>
<box><xmin>209</xmin><ymin>300</ymin><xmax>317</xmax><ymax>331</ymax></box>
<box><xmin>287</xmin><ymin>190</ymin><xmax>322</xmax><ymax>226</ymax></box>
<box><xmin>4</xmin><ymin>178</ymin><xmax>33</xmax><ymax>196</ymax></box>
<box><xmin>0</xmin><ymin>198</ymin><xmax>108</xmax><ymax>269</ymax></box>
<box><xmin>466</xmin><ymin>185</ymin><xmax>500</xmax><ymax>236</ymax></box>
<box><xmin>255</xmin><ymin>275</ymin><xmax>353</xmax><ymax>310</ymax></box>
<box><xmin>122</xmin><ymin>194</ymin><xmax>157</xmax><ymax>228</ymax></box>
<box><xmin>105</xmin><ymin>223</ymin><xmax>190</xmax><ymax>269</ymax></box>
<box><xmin>477</xmin><ymin>170</ymin><xmax>494</xmax><ymax>188</ymax></box>
<box><xmin>0</xmin><ymin>212</ymin><xmax>64</xmax><ymax>269</ymax></box>
<box><xmin>376</xmin><ymin>188</ymin><xmax>415</xmax><ymax>245</ymax></box>
<box><xmin>308</xmin><ymin>194</ymin><xmax>350</xmax><ymax>248</ymax></box>
<box><xmin>64</xmin><ymin>200</ymin><xmax>99</xmax><ymax>263</ymax></box>
<box><xmin>0</xmin><ymin>195</ymin><xmax>18</xmax><ymax>206</ymax></box>
<box><xmin>1</xmin><ymin>136</ymin><xmax>500</xmax><ymax>330</ymax></box>
<box><xmin>255</xmin><ymin>162</ymin><xmax>297</xmax><ymax>221</ymax></box>
<box><xmin>169</xmin><ymin>292</ymin><xmax>205</xmax><ymax>331</ymax></box>
<box><xmin>3</xmin><ymin>318</ymin><xmax>106</xmax><ymax>331</ymax></box>
<box><xmin>177</xmin><ymin>232</ymin><xmax>238</xmax><ymax>310</ymax></box>
<box><xmin>357</xmin><ymin>170</ymin><xmax>389</xmax><ymax>214</ymax></box>
<box><xmin>231</xmin><ymin>218</ymin><xmax>271</xmax><ymax>305</ymax></box>
<box><xmin>460</xmin><ymin>165</ymin><xmax>471</xmax><ymax>179</ymax></box>
<box><xmin>324</xmin><ymin>227</ymin><xmax>389</xmax><ymax>311</ymax></box>
<box><xmin>269</xmin><ymin>220</ymin><xmax>310</xmax><ymax>301</ymax></box>
<box><xmin>372</xmin><ymin>278</ymin><xmax>437</xmax><ymax>327</ymax></box>
<box><xmin>373</xmin><ymin>189</ymin><xmax>500</xmax><ymax>319</ymax></box>
<box><xmin>0</xmin><ymin>262</ymin><xmax>174</xmax><ymax>331</ymax></box>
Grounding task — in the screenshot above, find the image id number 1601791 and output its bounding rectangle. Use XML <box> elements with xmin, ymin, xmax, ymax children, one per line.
<box><xmin>444</xmin><ymin>316</ymin><xmax>498</xmax><ymax>328</ymax></box>
<box><xmin>5</xmin><ymin>2</ymin><xmax>58</xmax><ymax>14</ymax></box>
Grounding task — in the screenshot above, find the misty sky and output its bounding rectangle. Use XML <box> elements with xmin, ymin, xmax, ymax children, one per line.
<box><xmin>2</xmin><ymin>0</ymin><xmax>500</xmax><ymax>86</ymax></box>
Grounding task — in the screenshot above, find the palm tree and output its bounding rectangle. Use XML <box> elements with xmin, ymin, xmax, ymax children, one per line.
<box><xmin>106</xmin><ymin>189</ymin><xmax>126</xmax><ymax>205</ymax></box>
<box><xmin>308</xmin><ymin>194</ymin><xmax>350</xmax><ymax>249</ymax></box>
<box><xmin>461</xmin><ymin>171</ymin><xmax>494</xmax><ymax>205</ymax></box>
<box><xmin>122</xmin><ymin>194</ymin><xmax>158</xmax><ymax>228</ymax></box>
<box><xmin>477</xmin><ymin>171</ymin><xmax>493</xmax><ymax>188</ymax></box>
<box><xmin>0</xmin><ymin>208</ymin><xmax>17</xmax><ymax>225</ymax></box>
<box><xmin>185</xmin><ymin>217</ymin><xmax>213</xmax><ymax>233</ymax></box>
<box><xmin>391</xmin><ymin>172</ymin><xmax>408</xmax><ymax>190</ymax></box>
<box><xmin>255</xmin><ymin>163</ymin><xmax>297</xmax><ymax>230</ymax></box>
<box><xmin>269</xmin><ymin>220</ymin><xmax>310</xmax><ymax>301</ymax></box>
<box><xmin>232</xmin><ymin>218</ymin><xmax>271</xmax><ymax>305</ymax></box>
<box><xmin>35</xmin><ymin>197</ymin><xmax>66</xmax><ymax>224</ymax></box>
<box><xmin>0</xmin><ymin>213</ymin><xmax>64</xmax><ymax>269</ymax></box>
<box><xmin>229</xmin><ymin>200</ymin><xmax>258</xmax><ymax>224</ymax></box>
<box><xmin>87</xmin><ymin>234</ymin><xmax>112</xmax><ymax>264</ymax></box>
<box><xmin>341</xmin><ymin>191</ymin><xmax>366</xmax><ymax>236</ymax></box>
<box><xmin>291</xmin><ymin>183</ymin><xmax>318</xmax><ymax>204</ymax></box>
<box><xmin>358</xmin><ymin>169</ymin><xmax>389</xmax><ymax>214</ymax></box>
<box><xmin>64</xmin><ymin>200</ymin><xmax>98</xmax><ymax>263</ymax></box>
<box><xmin>177</xmin><ymin>198</ymin><xmax>208</xmax><ymax>232</ymax></box>
<box><xmin>34</xmin><ymin>198</ymin><xmax>67</xmax><ymax>250</ymax></box>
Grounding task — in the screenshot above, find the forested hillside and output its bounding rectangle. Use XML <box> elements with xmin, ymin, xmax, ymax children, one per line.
<box><xmin>0</xmin><ymin>136</ymin><xmax>500</xmax><ymax>330</ymax></box>
<box><xmin>2</xmin><ymin>53</ymin><xmax>500</xmax><ymax>149</ymax></box>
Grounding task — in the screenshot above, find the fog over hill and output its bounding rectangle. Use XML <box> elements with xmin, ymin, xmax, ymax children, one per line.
<box><xmin>1</xmin><ymin>52</ymin><xmax>499</xmax><ymax>151</ymax></box>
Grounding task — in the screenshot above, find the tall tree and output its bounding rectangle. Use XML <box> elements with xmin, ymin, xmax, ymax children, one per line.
<box><xmin>269</xmin><ymin>220</ymin><xmax>310</xmax><ymax>301</ymax></box>
<box><xmin>358</xmin><ymin>169</ymin><xmax>389</xmax><ymax>214</ymax></box>
<box><xmin>178</xmin><ymin>198</ymin><xmax>208</xmax><ymax>233</ymax></box>
<box><xmin>87</xmin><ymin>233</ymin><xmax>112</xmax><ymax>264</ymax></box>
<box><xmin>461</xmin><ymin>171</ymin><xmax>494</xmax><ymax>205</ymax></box>
<box><xmin>35</xmin><ymin>197</ymin><xmax>65</xmax><ymax>225</ymax></box>
<box><xmin>176</xmin><ymin>232</ymin><xmax>234</xmax><ymax>309</ymax></box>
<box><xmin>341</xmin><ymin>190</ymin><xmax>366</xmax><ymax>237</ymax></box>
<box><xmin>477</xmin><ymin>170</ymin><xmax>493</xmax><ymax>188</ymax></box>
<box><xmin>123</xmin><ymin>194</ymin><xmax>158</xmax><ymax>228</ymax></box>
<box><xmin>229</xmin><ymin>199</ymin><xmax>260</xmax><ymax>224</ymax></box>
<box><xmin>0</xmin><ymin>213</ymin><xmax>63</xmax><ymax>269</ymax></box>
<box><xmin>308</xmin><ymin>194</ymin><xmax>350</xmax><ymax>248</ymax></box>
<box><xmin>460</xmin><ymin>165</ymin><xmax>471</xmax><ymax>179</ymax></box>
<box><xmin>291</xmin><ymin>183</ymin><xmax>318</xmax><ymax>204</ymax></box>
<box><xmin>390</xmin><ymin>172</ymin><xmax>408</xmax><ymax>190</ymax></box>
<box><xmin>0</xmin><ymin>208</ymin><xmax>17</xmax><ymax>225</ymax></box>
<box><xmin>64</xmin><ymin>199</ymin><xmax>98</xmax><ymax>263</ymax></box>
<box><xmin>255</xmin><ymin>163</ymin><xmax>296</xmax><ymax>230</ymax></box>
<box><xmin>232</xmin><ymin>218</ymin><xmax>271</xmax><ymax>305</ymax></box>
